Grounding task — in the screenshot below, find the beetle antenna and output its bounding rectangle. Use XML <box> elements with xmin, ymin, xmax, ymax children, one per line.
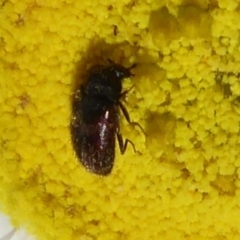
<box><xmin>107</xmin><ymin>59</ymin><xmax>115</xmax><ymax>64</ymax></box>
<box><xmin>129</xmin><ymin>63</ymin><xmax>137</xmax><ymax>70</ymax></box>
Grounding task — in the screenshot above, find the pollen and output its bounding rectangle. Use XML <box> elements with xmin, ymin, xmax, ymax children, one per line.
<box><xmin>1</xmin><ymin>0</ymin><xmax>240</xmax><ymax>239</ymax></box>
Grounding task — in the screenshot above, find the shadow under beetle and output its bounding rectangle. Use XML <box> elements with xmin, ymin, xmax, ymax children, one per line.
<box><xmin>71</xmin><ymin>60</ymin><xmax>142</xmax><ymax>176</ymax></box>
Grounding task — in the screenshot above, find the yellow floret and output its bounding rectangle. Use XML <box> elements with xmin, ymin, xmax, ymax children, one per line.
<box><xmin>1</xmin><ymin>0</ymin><xmax>240</xmax><ymax>239</ymax></box>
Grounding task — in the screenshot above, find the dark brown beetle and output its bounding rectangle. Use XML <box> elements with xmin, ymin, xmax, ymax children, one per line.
<box><xmin>71</xmin><ymin>60</ymin><xmax>141</xmax><ymax>175</ymax></box>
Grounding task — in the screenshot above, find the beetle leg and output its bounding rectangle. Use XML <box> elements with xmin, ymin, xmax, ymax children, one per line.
<box><xmin>117</xmin><ymin>132</ymin><xmax>139</xmax><ymax>154</ymax></box>
<box><xmin>118</xmin><ymin>101</ymin><xmax>146</xmax><ymax>135</ymax></box>
<box><xmin>120</xmin><ymin>85</ymin><xmax>134</xmax><ymax>98</ymax></box>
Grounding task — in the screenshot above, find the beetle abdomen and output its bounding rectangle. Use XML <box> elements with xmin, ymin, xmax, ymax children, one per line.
<box><xmin>71</xmin><ymin>104</ymin><xmax>118</xmax><ymax>175</ymax></box>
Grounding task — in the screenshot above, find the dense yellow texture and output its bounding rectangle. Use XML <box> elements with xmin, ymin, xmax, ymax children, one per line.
<box><xmin>1</xmin><ymin>0</ymin><xmax>240</xmax><ymax>239</ymax></box>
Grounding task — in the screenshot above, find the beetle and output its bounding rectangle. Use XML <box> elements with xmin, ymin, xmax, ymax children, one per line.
<box><xmin>71</xmin><ymin>60</ymin><xmax>141</xmax><ymax>175</ymax></box>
